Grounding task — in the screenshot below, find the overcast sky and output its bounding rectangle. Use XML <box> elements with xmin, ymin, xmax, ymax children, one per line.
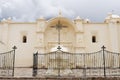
<box><xmin>0</xmin><ymin>0</ymin><xmax>120</xmax><ymax>22</ymax></box>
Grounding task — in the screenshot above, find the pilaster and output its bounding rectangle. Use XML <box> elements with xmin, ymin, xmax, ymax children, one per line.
<box><xmin>74</xmin><ymin>17</ymin><xmax>85</xmax><ymax>53</ymax></box>
<box><xmin>75</xmin><ymin>32</ymin><xmax>85</xmax><ymax>53</ymax></box>
<box><xmin>35</xmin><ymin>17</ymin><xmax>46</xmax><ymax>53</ymax></box>
<box><xmin>108</xmin><ymin>20</ymin><xmax>119</xmax><ymax>52</ymax></box>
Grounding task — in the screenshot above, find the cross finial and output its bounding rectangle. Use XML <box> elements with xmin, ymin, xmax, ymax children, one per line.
<box><xmin>111</xmin><ymin>10</ymin><xmax>114</xmax><ymax>14</ymax></box>
<box><xmin>101</xmin><ymin>45</ymin><xmax>106</xmax><ymax>49</ymax></box>
<box><xmin>12</xmin><ymin>46</ymin><xmax>17</xmax><ymax>50</ymax></box>
<box><xmin>58</xmin><ymin>9</ymin><xmax>62</xmax><ymax>17</ymax></box>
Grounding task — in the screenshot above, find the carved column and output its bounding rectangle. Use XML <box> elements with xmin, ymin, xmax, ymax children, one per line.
<box><xmin>74</xmin><ymin>17</ymin><xmax>85</xmax><ymax>53</ymax></box>
<box><xmin>35</xmin><ymin>18</ymin><xmax>46</xmax><ymax>53</ymax></box>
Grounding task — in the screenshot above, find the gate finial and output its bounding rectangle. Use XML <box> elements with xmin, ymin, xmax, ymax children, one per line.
<box><xmin>57</xmin><ymin>45</ymin><xmax>61</xmax><ymax>50</ymax></box>
<box><xmin>101</xmin><ymin>45</ymin><xmax>106</xmax><ymax>49</ymax></box>
<box><xmin>12</xmin><ymin>46</ymin><xmax>17</xmax><ymax>50</ymax></box>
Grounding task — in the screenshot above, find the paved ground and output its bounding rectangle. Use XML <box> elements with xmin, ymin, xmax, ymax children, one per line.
<box><xmin>0</xmin><ymin>77</ymin><xmax>120</xmax><ymax>80</ymax></box>
<box><xmin>0</xmin><ymin>68</ymin><xmax>120</xmax><ymax>80</ymax></box>
<box><xmin>14</xmin><ymin>68</ymin><xmax>120</xmax><ymax>77</ymax></box>
<box><xmin>14</xmin><ymin>68</ymin><xmax>32</xmax><ymax>77</ymax></box>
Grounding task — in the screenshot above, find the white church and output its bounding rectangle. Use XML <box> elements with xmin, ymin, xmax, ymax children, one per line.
<box><xmin>0</xmin><ymin>12</ymin><xmax>120</xmax><ymax>67</ymax></box>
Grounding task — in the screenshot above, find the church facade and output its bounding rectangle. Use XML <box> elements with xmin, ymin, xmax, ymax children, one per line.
<box><xmin>0</xmin><ymin>13</ymin><xmax>120</xmax><ymax>67</ymax></box>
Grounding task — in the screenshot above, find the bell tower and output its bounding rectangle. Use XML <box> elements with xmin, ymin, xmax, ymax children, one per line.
<box><xmin>105</xmin><ymin>13</ymin><xmax>120</xmax><ymax>52</ymax></box>
<box><xmin>74</xmin><ymin>16</ymin><xmax>85</xmax><ymax>53</ymax></box>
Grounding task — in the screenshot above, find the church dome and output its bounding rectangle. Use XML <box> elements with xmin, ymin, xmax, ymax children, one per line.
<box><xmin>84</xmin><ymin>18</ymin><xmax>91</xmax><ymax>23</ymax></box>
<box><xmin>105</xmin><ymin>13</ymin><xmax>120</xmax><ymax>20</ymax></box>
<box><xmin>104</xmin><ymin>13</ymin><xmax>120</xmax><ymax>23</ymax></box>
<box><xmin>75</xmin><ymin>16</ymin><xmax>82</xmax><ymax>20</ymax></box>
<box><xmin>111</xmin><ymin>15</ymin><xmax>120</xmax><ymax>18</ymax></box>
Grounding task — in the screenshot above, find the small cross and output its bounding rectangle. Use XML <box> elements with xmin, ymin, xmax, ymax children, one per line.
<box><xmin>57</xmin><ymin>46</ymin><xmax>61</xmax><ymax>50</ymax></box>
<box><xmin>101</xmin><ymin>45</ymin><xmax>106</xmax><ymax>49</ymax></box>
<box><xmin>111</xmin><ymin>10</ymin><xmax>115</xmax><ymax>14</ymax></box>
<box><xmin>12</xmin><ymin>46</ymin><xmax>17</xmax><ymax>50</ymax></box>
<box><xmin>58</xmin><ymin>9</ymin><xmax>62</xmax><ymax>17</ymax></box>
<box><xmin>56</xmin><ymin>20</ymin><xmax>62</xmax><ymax>30</ymax></box>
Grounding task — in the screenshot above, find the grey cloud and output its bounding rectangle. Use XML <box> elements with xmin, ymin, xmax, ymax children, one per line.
<box><xmin>0</xmin><ymin>0</ymin><xmax>120</xmax><ymax>22</ymax></box>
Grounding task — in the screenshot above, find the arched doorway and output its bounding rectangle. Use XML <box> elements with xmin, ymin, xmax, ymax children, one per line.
<box><xmin>44</xmin><ymin>17</ymin><xmax>76</xmax><ymax>52</ymax></box>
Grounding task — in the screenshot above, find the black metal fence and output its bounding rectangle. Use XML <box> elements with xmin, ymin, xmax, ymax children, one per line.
<box><xmin>33</xmin><ymin>46</ymin><xmax>120</xmax><ymax>77</ymax></box>
<box><xmin>0</xmin><ymin>46</ymin><xmax>17</xmax><ymax>77</ymax></box>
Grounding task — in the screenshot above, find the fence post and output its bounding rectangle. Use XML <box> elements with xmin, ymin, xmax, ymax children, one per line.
<box><xmin>12</xmin><ymin>46</ymin><xmax>17</xmax><ymax>77</ymax></box>
<box><xmin>33</xmin><ymin>52</ymin><xmax>38</xmax><ymax>77</ymax></box>
<box><xmin>82</xmin><ymin>54</ymin><xmax>86</xmax><ymax>79</ymax></box>
<box><xmin>101</xmin><ymin>45</ymin><xmax>106</xmax><ymax>77</ymax></box>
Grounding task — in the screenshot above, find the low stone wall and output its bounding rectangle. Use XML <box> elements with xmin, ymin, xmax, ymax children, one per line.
<box><xmin>0</xmin><ymin>77</ymin><xmax>120</xmax><ymax>80</ymax></box>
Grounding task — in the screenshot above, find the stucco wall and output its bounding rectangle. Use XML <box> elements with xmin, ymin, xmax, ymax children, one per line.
<box><xmin>0</xmin><ymin>16</ymin><xmax>120</xmax><ymax>67</ymax></box>
<box><xmin>8</xmin><ymin>23</ymin><xmax>37</xmax><ymax>67</ymax></box>
<box><xmin>84</xmin><ymin>23</ymin><xmax>110</xmax><ymax>52</ymax></box>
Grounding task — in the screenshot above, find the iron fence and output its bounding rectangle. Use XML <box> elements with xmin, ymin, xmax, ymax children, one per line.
<box><xmin>33</xmin><ymin>46</ymin><xmax>120</xmax><ymax>77</ymax></box>
<box><xmin>0</xmin><ymin>46</ymin><xmax>17</xmax><ymax>77</ymax></box>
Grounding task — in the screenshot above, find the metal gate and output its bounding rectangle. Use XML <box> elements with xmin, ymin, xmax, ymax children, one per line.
<box><xmin>0</xmin><ymin>46</ymin><xmax>17</xmax><ymax>77</ymax></box>
<box><xmin>33</xmin><ymin>46</ymin><xmax>120</xmax><ymax>77</ymax></box>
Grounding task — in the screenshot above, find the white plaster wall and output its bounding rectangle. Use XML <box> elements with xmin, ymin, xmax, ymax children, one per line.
<box><xmin>84</xmin><ymin>23</ymin><xmax>110</xmax><ymax>52</ymax></box>
<box><xmin>0</xmin><ymin>24</ymin><xmax>2</xmax><ymax>41</ymax></box>
<box><xmin>0</xmin><ymin>17</ymin><xmax>120</xmax><ymax>68</ymax></box>
<box><xmin>118</xmin><ymin>24</ymin><xmax>120</xmax><ymax>52</ymax></box>
<box><xmin>8</xmin><ymin>23</ymin><xmax>37</xmax><ymax>67</ymax></box>
<box><xmin>0</xmin><ymin>24</ymin><xmax>7</xmax><ymax>52</ymax></box>
<box><xmin>108</xmin><ymin>22</ymin><xmax>119</xmax><ymax>52</ymax></box>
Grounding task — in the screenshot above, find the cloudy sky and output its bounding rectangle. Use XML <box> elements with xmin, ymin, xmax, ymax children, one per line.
<box><xmin>0</xmin><ymin>0</ymin><xmax>120</xmax><ymax>22</ymax></box>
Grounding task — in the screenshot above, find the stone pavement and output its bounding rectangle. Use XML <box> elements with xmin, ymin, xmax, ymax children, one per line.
<box><xmin>0</xmin><ymin>68</ymin><xmax>120</xmax><ymax>80</ymax></box>
<box><xmin>14</xmin><ymin>68</ymin><xmax>32</xmax><ymax>77</ymax></box>
<box><xmin>0</xmin><ymin>77</ymin><xmax>120</xmax><ymax>80</ymax></box>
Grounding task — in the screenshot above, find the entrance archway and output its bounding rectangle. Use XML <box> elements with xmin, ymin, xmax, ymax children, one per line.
<box><xmin>44</xmin><ymin>17</ymin><xmax>76</xmax><ymax>52</ymax></box>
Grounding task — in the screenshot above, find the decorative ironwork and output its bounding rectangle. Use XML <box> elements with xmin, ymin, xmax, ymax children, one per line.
<box><xmin>0</xmin><ymin>46</ymin><xmax>17</xmax><ymax>77</ymax></box>
<box><xmin>32</xmin><ymin>14</ymin><xmax>120</xmax><ymax>77</ymax></box>
<box><xmin>33</xmin><ymin>46</ymin><xmax>120</xmax><ymax>77</ymax></box>
<box><xmin>101</xmin><ymin>45</ymin><xmax>106</xmax><ymax>77</ymax></box>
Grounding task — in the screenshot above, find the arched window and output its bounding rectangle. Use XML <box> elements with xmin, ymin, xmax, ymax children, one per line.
<box><xmin>23</xmin><ymin>36</ymin><xmax>27</xmax><ymax>43</ymax></box>
<box><xmin>92</xmin><ymin>36</ymin><xmax>96</xmax><ymax>43</ymax></box>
